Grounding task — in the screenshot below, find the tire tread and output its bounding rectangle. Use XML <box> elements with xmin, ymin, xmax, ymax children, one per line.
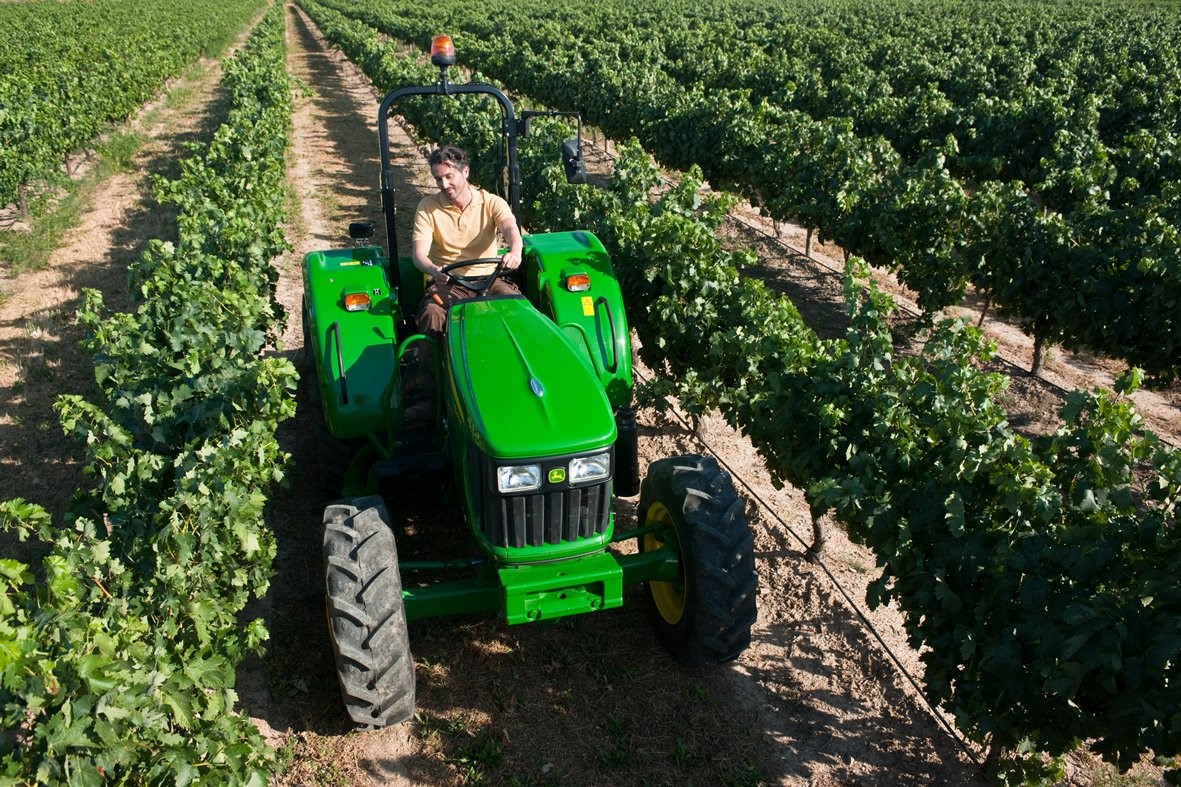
<box><xmin>323</xmin><ymin>496</ymin><xmax>415</xmax><ymax>728</ymax></box>
<box><xmin>639</xmin><ymin>455</ymin><xmax>758</xmax><ymax>666</ymax></box>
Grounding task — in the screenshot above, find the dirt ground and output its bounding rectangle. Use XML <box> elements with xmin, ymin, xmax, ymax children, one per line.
<box><xmin>1</xmin><ymin>4</ymin><xmax>1177</xmax><ymax>785</ymax></box>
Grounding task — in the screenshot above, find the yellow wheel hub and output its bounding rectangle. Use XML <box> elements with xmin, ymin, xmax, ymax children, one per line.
<box><xmin>643</xmin><ymin>502</ymin><xmax>685</xmax><ymax>625</ymax></box>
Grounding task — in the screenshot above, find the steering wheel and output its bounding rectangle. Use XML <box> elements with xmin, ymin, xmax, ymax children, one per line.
<box><xmin>439</xmin><ymin>256</ymin><xmax>508</xmax><ymax>294</ymax></box>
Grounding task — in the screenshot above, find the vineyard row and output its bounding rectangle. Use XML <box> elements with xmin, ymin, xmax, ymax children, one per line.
<box><xmin>0</xmin><ymin>0</ymin><xmax>265</xmax><ymax>212</ymax></box>
<box><xmin>1</xmin><ymin>5</ymin><xmax>292</xmax><ymax>782</ymax></box>
<box><xmin>317</xmin><ymin>0</ymin><xmax>1181</xmax><ymax>384</ymax></box>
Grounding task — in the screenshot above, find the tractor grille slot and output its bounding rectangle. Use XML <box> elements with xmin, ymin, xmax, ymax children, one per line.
<box><xmin>487</xmin><ymin>483</ymin><xmax>610</xmax><ymax>548</ymax></box>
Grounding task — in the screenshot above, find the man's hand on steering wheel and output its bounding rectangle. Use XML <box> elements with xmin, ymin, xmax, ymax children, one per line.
<box><xmin>500</xmin><ymin>249</ymin><xmax>522</xmax><ymax>271</ymax></box>
<box><xmin>439</xmin><ymin>256</ymin><xmax>509</xmax><ymax>294</ymax></box>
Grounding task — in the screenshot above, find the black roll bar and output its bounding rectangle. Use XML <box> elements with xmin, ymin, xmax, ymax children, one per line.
<box><xmin>377</xmin><ymin>78</ymin><xmax>522</xmax><ymax>294</ymax></box>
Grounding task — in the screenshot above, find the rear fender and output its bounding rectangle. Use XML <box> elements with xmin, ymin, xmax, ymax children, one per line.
<box><xmin>396</xmin><ymin>255</ymin><xmax>427</xmax><ymax>323</ymax></box>
<box><xmin>523</xmin><ymin>231</ymin><xmax>633</xmax><ymax>407</ymax></box>
<box><xmin>303</xmin><ymin>246</ymin><xmax>400</xmax><ymax>439</ymax></box>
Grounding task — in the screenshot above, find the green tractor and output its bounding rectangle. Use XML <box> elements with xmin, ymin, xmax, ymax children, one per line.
<box><xmin>301</xmin><ymin>36</ymin><xmax>757</xmax><ymax>728</ymax></box>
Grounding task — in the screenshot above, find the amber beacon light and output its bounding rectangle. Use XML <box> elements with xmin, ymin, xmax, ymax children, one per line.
<box><xmin>430</xmin><ymin>35</ymin><xmax>456</xmax><ymax>67</ymax></box>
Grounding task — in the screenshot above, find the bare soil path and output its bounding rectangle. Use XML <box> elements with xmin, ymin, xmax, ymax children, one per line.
<box><xmin>244</xmin><ymin>6</ymin><xmax>434</xmax><ymax>783</ymax></box>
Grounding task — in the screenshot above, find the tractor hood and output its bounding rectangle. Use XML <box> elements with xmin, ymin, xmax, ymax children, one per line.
<box><xmin>448</xmin><ymin>297</ymin><xmax>616</xmax><ymax>459</ymax></box>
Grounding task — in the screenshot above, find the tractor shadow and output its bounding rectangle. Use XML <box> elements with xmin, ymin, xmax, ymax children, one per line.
<box><xmin>256</xmin><ymin>385</ymin><xmax>783</xmax><ymax>784</ymax></box>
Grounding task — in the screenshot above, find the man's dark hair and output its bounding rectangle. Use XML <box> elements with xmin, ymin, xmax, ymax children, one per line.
<box><xmin>429</xmin><ymin>144</ymin><xmax>469</xmax><ymax>169</ymax></box>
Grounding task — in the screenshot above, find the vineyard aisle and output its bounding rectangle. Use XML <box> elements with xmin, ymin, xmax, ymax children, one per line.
<box><xmin>259</xmin><ymin>6</ymin><xmax>986</xmax><ymax>786</ymax></box>
<box><xmin>245</xmin><ymin>5</ymin><xmax>428</xmax><ymax>784</ymax></box>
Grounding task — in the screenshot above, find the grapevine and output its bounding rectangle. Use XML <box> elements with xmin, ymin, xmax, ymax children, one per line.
<box><xmin>0</xmin><ymin>0</ymin><xmax>265</xmax><ymax>215</ymax></box>
<box><xmin>0</xmin><ymin>6</ymin><xmax>292</xmax><ymax>782</ymax></box>
<box><xmin>315</xmin><ymin>0</ymin><xmax>1181</xmax><ymax>382</ymax></box>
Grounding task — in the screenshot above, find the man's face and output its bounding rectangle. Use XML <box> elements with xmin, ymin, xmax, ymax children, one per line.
<box><xmin>431</xmin><ymin>161</ymin><xmax>470</xmax><ymax>204</ymax></box>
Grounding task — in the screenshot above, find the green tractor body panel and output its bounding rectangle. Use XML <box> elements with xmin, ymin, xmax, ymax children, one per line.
<box><xmin>447</xmin><ymin>295</ymin><xmax>616</xmax><ymax>458</ymax></box>
<box><xmin>524</xmin><ymin>231</ymin><xmax>633</xmax><ymax>409</ymax></box>
<box><xmin>303</xmin><ymin>246</ymin><xmax>398</xmax><ymax>439</ymax></box>
<box><xmin>303</xmin><ymin>233</ymin><xmax>635</xmax><ymax>565</ymax></box>
<box><xmin>396</xmin><ymin>256</ymin><xmax>427</xmax><ymax>322</ymax></box>
<box><xmin>446</xmin><ymin>294</ymin><xmax>619</xmax><ymax>565</ymax></box>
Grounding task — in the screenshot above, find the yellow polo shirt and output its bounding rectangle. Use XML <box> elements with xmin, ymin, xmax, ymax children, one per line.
<box><xmin>412</xmin><ymin>186</ymin><xmax>514</xmax><ymax>275</ymax></box>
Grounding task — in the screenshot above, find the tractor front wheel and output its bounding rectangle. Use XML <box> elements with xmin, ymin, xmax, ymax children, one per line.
<box><xmin>638</xmin><ymin>455</ymin><xmax>757</xmax><ymax>665</ymax></box>
<box><xmin>323</xmin><ymin>496</ymin><xmax>415</xmax><ymax>728</ymax></box>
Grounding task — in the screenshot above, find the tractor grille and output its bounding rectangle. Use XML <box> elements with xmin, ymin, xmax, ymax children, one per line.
<box><xmin>470</xmin><ymin>444</ymin><xmax>614</xmax><ymax>550</ymax></box>
<box><xmin>484</xmin><ymin>483</ymin><xmax>612</xmax><ymax>548</ymax></box>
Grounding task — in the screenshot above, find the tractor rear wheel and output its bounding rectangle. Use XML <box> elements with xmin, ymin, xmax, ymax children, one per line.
<box><xmin>637</xmin><ymin>455</ymin><xmax>757</xmax><ymax>665</ymax></box>
<box><xmin>323</xmin><ymin>496</ymin><xmax>415</xmax><ymax>728</ymax></box>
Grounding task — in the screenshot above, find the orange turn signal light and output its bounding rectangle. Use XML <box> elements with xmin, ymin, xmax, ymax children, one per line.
<box><xmin>565</xmin><ymin>273</ymin><xmax>591</xmax><ymax>292</ymax></box>
<box><xmin>344</xmin><ymin>292</ymin><xmax>371</xmax><ymax>312</ymax></box>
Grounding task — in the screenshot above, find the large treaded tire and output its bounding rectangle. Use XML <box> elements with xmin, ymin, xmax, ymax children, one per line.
<box><xmin>638</xmin><ymin>455</ymin><xmax>757</xmax><ymax>666</ymax></box>
<box><xmin>323</xmin><ymin>496</ymin><xmax>415</xmax><ymax>728</ymax></box>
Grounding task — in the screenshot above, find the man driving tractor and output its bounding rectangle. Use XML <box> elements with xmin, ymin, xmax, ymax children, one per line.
<box><xmin>404</xmin><ymin>143</ymin><xmax>524</xmax><ymax>422</ymax></box>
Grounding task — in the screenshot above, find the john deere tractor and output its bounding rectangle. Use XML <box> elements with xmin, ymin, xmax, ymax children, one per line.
<box><xmin>301</xmin><ymin>35</ymin><xmax>757</xmax><ymax>728</ymax></box>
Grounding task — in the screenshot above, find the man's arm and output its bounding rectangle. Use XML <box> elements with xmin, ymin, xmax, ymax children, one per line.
<box><xmin>411</xmin><ymin>235</ymin><xmax>444</xmax><ymax>282</ymax></box>
<box><xmin>498</xmin><ymin>215</ymin><xmax>524</xmax><ymax>270</ymax></box>
<box><xmin>411</xmin><ymin>209</ymin><xmax>446</xmax><ymax>283</ymax></box>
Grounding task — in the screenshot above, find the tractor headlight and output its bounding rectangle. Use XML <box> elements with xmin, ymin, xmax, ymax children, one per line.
<box><xmin>497</xmin><ymin>464</ymin><xmax>542</xmax><ymax>493</ymax></box>
<box><xmin>569</xmin><ymin>452</ymin><xmax>611</xmax><ymax>485</ymax></box>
